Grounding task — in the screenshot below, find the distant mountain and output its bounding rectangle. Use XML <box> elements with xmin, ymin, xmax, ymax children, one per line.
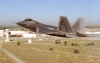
<box><xmin>86</xmin><ymin>25</ymin><xmax>100</xmax><ymax>28</ymax></box>
<box><xmin>0</xmin><ymin>24</ymin><xmax>21</xmax><ymax>29</ymax></box>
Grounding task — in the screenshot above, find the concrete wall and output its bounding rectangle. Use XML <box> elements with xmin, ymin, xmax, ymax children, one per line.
<box><xmin>22</xmin><ymin>34</ymin><xmax>36</xmax><ymax>38</ymax></box>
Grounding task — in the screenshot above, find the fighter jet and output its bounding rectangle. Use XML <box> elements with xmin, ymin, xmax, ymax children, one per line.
<box><xmin>16</xmin><ymin>16</ymin><xmax>87</xmax><ymax>38</ymax></box>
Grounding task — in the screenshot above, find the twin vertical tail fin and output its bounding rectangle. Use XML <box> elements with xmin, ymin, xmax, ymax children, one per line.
<box><xmin>57</xmin><ymin>16</ymin><xmax>87</xmax><ymax>37</ymax></box>
<box><xmin>57</xmin><ymin>16</ymin><xmax>75</xmax><ymax>33</ymax></box>
<box><xmin>72</xmin><ymin>18</ymin><xmax>85</xmax><ymax>33</ymax></box>
<box><xmin>72</xmin><ymin>18</ymin><xmax>87</xmax><ymax>37</ymax></box>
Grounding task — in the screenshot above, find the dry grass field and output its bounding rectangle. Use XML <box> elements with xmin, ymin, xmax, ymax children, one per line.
<box><xmin>1</xmin><ymin>37</ymin><xmax>100</xmax><ymax>63</ymax></box>
<box><xmin>0</xmin><ymin>49</ymin><xmax>15</xmax><ymax>63</ymax></box>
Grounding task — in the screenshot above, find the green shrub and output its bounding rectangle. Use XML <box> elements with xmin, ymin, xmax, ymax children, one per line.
<box><xmin>85</xmin><ymin>44</ymin><xmax>87</xmax><ymax>46</ymax></box>
<box><xmin>75</xmin><ymin>43</ymin><xmax>78</xmax><ymax>46</ymax></box>
<box><xmin>64</xmin><ymin>41</ymin><xmax>67</xmax><ymax>46</ymax></box>
<box><xmin>49</xmin><ymin>48</ymin><xmax>53</xmax><ymax>51</ymax></box>
<box><xmin>71</xmin><ymin>43</ymin><xmax>74</xmax><ymax>46</ymax></box>
<box><xmin>91</xmin><ymin>42</ymin><xmax>94</xmax><ymax>45</ymax></box>
<box><xmin>17</xmin><ymin>42</ymin><xmax>20</xmax><ymax>46</ymax></box>
<box><xmin>55</xmin><ymin>40</ymin><xmax>61</xmax><ymax>44</ymax></box>
<box><xmin>74</xmin><ymin>49</ymin><xmax>80</xmax><ymax>54</ymax></box>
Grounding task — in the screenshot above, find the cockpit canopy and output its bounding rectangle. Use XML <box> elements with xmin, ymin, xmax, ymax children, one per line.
<box><xmin>24</xmin><ymin>18</ymin><xmax>33</xmax><ymax>21</ymax></box>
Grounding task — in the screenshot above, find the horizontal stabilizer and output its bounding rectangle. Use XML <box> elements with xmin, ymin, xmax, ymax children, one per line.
<box><xmin>75</xmin><ymin>31</ymin><xmax>87</xmax><ymax>37</ymax></box>
<box><xmin>65</xmin><ymin>33</ymin><xmax>79</xmax><ymax>38</ymax></box>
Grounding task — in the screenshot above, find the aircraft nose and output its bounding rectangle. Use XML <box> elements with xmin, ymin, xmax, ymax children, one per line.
<box><xmin>16</xmin><ymin>18</ymin><xmax>38</xmax><ymax>27</ymax></box>
<box><xmin>16</xmin><ymin>21</ymin><xmax>26</xmax><ymax>26</ymax></box>
<box><xmin>16</xmin><ymin>21</ymin><xmax>22</xmax><ymax>25</ymax></box>
<box><xmin>16</xmin><ymin>21</ymin><xmax>34</xmax><ymax>27</ymax></box>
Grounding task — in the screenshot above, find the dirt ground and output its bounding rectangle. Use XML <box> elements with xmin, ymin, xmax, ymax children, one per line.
<box><xmin>0</xmin><ymin>49</ymin><xmax>15</xmax><ymax>63</ymax></box>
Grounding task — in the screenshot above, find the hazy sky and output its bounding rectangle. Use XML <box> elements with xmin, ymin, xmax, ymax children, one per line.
<box><xmin>0</xmin><ymin>0</ymin><xmax>100</xmax><ymax>26</ymax></box>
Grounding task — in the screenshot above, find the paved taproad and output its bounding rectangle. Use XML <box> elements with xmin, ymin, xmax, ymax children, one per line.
<box><xmin>0</xmin><ymin>46</ymin><xmax>25</xmax><ymax>63</ymax></box>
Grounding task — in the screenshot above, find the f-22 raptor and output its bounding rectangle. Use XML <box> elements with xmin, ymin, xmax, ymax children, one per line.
<box><xmin>16</xmin><ymin>16</ymin><xmax>87</xmax><ymax>38</ymax></box>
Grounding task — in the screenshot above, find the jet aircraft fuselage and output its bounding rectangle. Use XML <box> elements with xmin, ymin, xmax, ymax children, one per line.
<box><xmin>16</xmin><ymin>16</ymin><xmax>87</xmax><ymax>37</ymax></box>
<box><xmin>17</xmin><ymin>18</ymin><xmax>58</xmax><ymax>33</ymax></box>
